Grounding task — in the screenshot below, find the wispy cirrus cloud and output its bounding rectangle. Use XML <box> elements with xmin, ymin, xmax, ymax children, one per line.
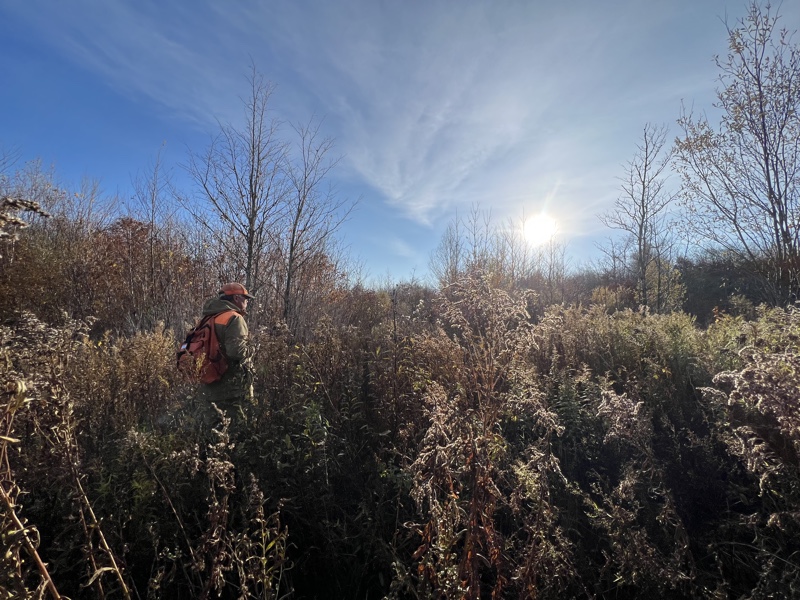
<box><xmin>242</xmin><ymin>0</ymin><xmax>711</xmax><ymax>227</ymax></box>
<box><xmin>6</xmin><ymin>0</ymin><xmax>790</xmax><ymax>260</ymax></box>
<box><xmin>6</xmin><ymin>1</ymin><xmax>249</xmax><ymax>126</ymax></box>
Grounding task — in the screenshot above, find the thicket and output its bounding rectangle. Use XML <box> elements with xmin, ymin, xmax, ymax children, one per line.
<box><xmin>3</xmin><ymin>3</ymin><xmax>799</xmax><ymax>595</ymax></box>
<box><xmin>2</xmin><ymin>262</ymin><xmax>800</xmax><ymax>598</ymax></box>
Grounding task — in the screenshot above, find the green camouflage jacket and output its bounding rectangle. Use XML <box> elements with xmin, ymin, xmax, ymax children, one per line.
<box><xmin>198</xmin><ymin>297</ymin><xmax>252</xmax><ymax>405</ymax></box>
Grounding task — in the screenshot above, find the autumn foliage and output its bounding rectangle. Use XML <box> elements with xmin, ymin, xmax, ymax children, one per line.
<box><xmin>2</xmin><ymin>2</ymin><xmax>800</xmax><ymax>594</ymax></box>
<box><xmin>3</xmin><ymin>235</ymin><xmax>800</xmax><ymax>598</ymax></box>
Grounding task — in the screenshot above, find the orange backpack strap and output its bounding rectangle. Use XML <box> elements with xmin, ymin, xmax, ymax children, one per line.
<box><xmin>210</xmin><ymin>310</ymin><xmax>239</xmax><ymax>356</ymax></box>
<box><xmin>212</xmin><ymin>310</ymin><xmax>238</xmax><ymax>327</ymax></box>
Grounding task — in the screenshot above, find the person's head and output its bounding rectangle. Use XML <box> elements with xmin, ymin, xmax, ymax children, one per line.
<box><xmin>219</xmin><ymin>282</ymin><xmax>255</xmax><ymax>312</ymax></box>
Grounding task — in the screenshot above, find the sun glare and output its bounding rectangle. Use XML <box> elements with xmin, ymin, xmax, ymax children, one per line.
<box><xmin>523</xmin><ymin>214</ymin><xmax>558</xmax><ymax>246</ymax></box>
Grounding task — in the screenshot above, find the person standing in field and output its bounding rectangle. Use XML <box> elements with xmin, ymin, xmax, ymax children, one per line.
<box><xmin>195</xmin><ymin>282</ymin><xmax>254</xmax><ymax>427</ymax></box>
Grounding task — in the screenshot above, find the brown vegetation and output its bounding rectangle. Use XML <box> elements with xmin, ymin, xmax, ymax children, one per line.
<box><xmin>2</xmin><ymin>259</ymin><xmax>800</xmax><ymax>598</ymax></box>
<box><xmin>2</xmin><ymin>3</ymin><xmax>799</xmax><ymax>596</ymax></box>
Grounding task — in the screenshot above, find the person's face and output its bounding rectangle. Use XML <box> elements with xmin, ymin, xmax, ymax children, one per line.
<box><xmin>233</xmin><ymin>295</ymin><xmax>249</xmax><ymax>311</ymax></box>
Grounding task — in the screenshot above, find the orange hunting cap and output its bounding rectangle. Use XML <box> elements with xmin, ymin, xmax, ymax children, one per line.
<box><xmin>219</xmin><ymin>282</ymin><xmax>255</xmax><ymax>299</ymax></box>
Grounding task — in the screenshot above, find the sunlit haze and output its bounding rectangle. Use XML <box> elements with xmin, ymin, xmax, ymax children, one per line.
<box><xmin>2</xmin><ymin>0</ymin><xmax>798</xmax><ymax>283</ymax></box>
<box><xmin>524</xmin><ymin>214</ymin><xmax>558</xmax><ymax>247</ymax></box>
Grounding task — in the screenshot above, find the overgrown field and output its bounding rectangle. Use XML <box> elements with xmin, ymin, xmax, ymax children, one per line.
<box><xmin>3</xmin><ymin>276</ymin><xmax>800</xmax><ymax>599</ymax></box>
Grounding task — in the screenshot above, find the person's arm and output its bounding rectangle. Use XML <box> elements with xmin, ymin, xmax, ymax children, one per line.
<box><xmin>221</xmin><ymin>314</ymin><xmax>249</xmax><ymax>363</ymax></box>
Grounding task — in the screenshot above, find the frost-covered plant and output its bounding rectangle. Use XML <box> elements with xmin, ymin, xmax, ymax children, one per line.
<box><xmin>702</xmin><ymin>306</ymin><xmax>800</xmax><ymax>598</ymax></box>
<box><xmin>389</xmin><ymin>273</ymin><xmax>572</xmax><ymax>599</ymax></box>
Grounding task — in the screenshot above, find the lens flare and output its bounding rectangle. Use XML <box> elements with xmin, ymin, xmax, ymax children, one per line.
<box><xmin>523</xmin><ymin>213</ymin><xmax>558</xmax><ymax>246</ymax></box>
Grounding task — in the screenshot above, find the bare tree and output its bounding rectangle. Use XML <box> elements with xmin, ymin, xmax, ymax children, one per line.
<box><xmin>430</xmin><ymin>205</ymin><xmax>502</xmax><ymax>288</ymax></box>
<box><xmin>596</xmin><ymin>235</ymin><xmax>633</xmax><ymax>284</ymax></box>
<box><xmin>0</xmin><ymin>145</ymin><xmax>20</xmax><ymax>188</ymax></box>
<box><xmin>464</xmin><ymin>204</ymin><xmax>496</xmax><ymax>274</ymax></box>
<box><xmin>496</xmin><ymin>212</ymin><xmax>538</xmax><ymax>288</ymax></box>
<box><xmin>535</xmin><ymin>236</ymin><xmax>569</xmax><ymax>306</ymax></box>
<box><xmin>129</xmin><ymin>148</ymin><xmax>167</xmax><ymax>326</ymax></box>
<box><xmin>125</xmin><ymin>146</ymin><xmax>203</xmax><ymax>331</ymax></box>
<box><xmin>601</xmin><ymin>123</ymin><xmax>678</xmax><ymax>312</ymax></box>
<box><xmin>0</xmin><ymin>154</ymin><xmax>49</xmax><ymax>251</ymax></box>
<box><xmin>278</xmin><ymin>118</ymin><xmax>352</xmax><ymax>335</ymax></box>
<box><xmin>429</xmin><ymin>213</ymin><xmax>464</xmax><ymax>287</ymax></box>
<box><xmin>184</xmin><ymin>65</ymin><xmax>289</xmax><ymax>305</ymax></box>
<box><xmin>674</xmin><ymin>2</ymin><xmax>800</xmax><ymax>302</ymax></box>
<box><xmin>430</xmin><ymin>205</ymin><xmax>567</xmax><ymax>298</ymax></box>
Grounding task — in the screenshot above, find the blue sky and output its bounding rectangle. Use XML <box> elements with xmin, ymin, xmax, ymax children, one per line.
<box><xmin>2</xmin><ymin>0</ymin><xmax>796</xmax><ymax>283</ymax></box>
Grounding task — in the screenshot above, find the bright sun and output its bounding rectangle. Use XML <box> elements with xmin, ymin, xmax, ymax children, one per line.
<box><xmin>523</xmin><ymin>213</ymin><xmax>558</xmax><ymax>246</ymax></box>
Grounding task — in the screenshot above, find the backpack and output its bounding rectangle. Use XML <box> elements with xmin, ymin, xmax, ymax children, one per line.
<box><xmin>177</xmin><ymin>310</ymin><xmax>237</xmax><ymax>384</ymax></box>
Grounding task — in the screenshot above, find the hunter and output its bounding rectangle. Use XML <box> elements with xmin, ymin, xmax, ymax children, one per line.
<box><xmin>197</xmin><ymin>282</ymin><xmax>254</xmax><ymax>426</ymax></box>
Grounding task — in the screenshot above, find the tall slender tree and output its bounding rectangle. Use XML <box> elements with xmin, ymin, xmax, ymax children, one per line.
<box><xmin>184</xmin><ymin>65</ymin><xmax>289</xmax><ymax>309</ymax></box>
<box><xmin>429</xmin><ymin>211</ymin><xmax>464</xmax><ymax>288</ymax></box>
<box><xmin>601</xmin><ymin>123</ymin><xmax>679</xmax><ymax>312</ymax></box>
<box><xmin>278</xmin><ymin>118</ymin><xmax>352</xmax><ymax>336</ymax></box>
<box><xmin>674</xmin><ymin>1</ymin><xmax>800</xmax><ymax>302</ymax></box>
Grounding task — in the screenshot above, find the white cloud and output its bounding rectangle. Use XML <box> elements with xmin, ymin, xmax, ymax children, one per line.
<box><xmin>262</xmin><ymin>0</ymin><xmax>692</xmax><ymax>226</ymax></box>
<box><xmin>6</xmin><ymin>0</ymin><xmax>789</xmax><ymax>260</ymax></box>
